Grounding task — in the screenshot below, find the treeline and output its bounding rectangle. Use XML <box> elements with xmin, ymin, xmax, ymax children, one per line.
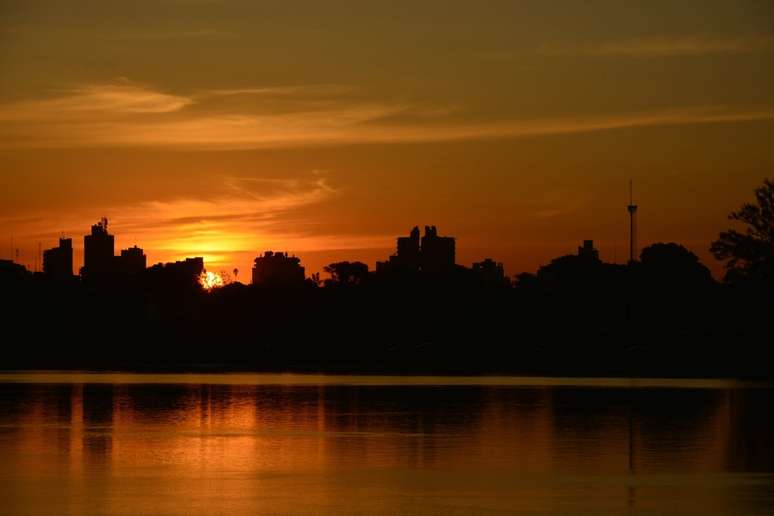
<box><xmin>0</xmin><ymin>241</ymin><xmax>770</xmax><ymax>377</ymax></box>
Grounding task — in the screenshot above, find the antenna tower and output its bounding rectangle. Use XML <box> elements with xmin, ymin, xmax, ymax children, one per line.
<box><xmin>627</xmin><ymin>180</ymin><xmax>638</xmax><ymax>264</ymax></box>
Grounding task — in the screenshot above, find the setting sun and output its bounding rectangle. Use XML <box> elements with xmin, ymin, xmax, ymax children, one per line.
<box><xmin>199</xmin><ymin>271</ymin><xmax>224</xmax><ymax>290</ymax></box>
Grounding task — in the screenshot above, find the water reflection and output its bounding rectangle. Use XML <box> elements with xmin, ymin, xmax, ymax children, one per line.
<box><xmin>0</xmin><ymin>376</ymin><xmax>772</xmax><ymax>515</ymax></box>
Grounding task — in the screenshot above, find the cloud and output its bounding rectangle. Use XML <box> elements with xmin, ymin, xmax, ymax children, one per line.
<box><xmin>539</xmin><ymin>34</ymin><xmax>774</xmax><ymax>58</ymax></box>
<box><xmin>107</xmin><ymin>176</ymin><xmax>343</xmax><ymax>264</ymax></box>
<box><xmin>0</xmin><ymin>82</ymin><xmax>192</xmax><ymax>120</ymax></box>
<box><xmin>205</xmin><ymin>85</ymin><xmax>352</xmax><ymax>98</ymax></box>
<box><xmin>1</xmin><ymin>81</ymin><xmax>774</xmax><ymax>150</ymax></box>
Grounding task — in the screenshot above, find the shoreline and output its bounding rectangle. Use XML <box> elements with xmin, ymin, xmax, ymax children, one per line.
<box><xmin>2</xmin><ymin>369</ymin><xmax>772</xmax><ymax>385</ymax></box>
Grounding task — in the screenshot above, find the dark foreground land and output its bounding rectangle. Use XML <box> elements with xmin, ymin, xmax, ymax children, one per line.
<box><xmin>2</xmin><ymin>262</ymin><xmax>772</xmax><ymax>379</ymax></box>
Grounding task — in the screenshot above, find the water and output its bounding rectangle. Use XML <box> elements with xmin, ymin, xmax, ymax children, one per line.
<box><xmin>0</xmin><ymin>373</ymin><xmax>773</xmax><ymax>515</ymax></box>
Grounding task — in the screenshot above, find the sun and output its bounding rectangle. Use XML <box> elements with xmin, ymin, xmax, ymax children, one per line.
<box><xmin>199</xmin><ymin>270</ymin><xmax>225</xmax><ymax>290</ymax></box>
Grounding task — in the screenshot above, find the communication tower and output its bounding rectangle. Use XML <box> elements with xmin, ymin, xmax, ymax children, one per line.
<box><xmin>627</xmin><ymin>180</ymin><xmax>638</xmax><ymax>264</ymax></box>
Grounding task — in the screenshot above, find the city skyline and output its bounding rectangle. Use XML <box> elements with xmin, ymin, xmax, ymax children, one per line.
<box><xmin>0</xmin><ymin>186</ymin><xmax>737</xmax><ymax>279</ymax></box>
<box><xmin>5</xmin><ymin>204</ymin><xmax>691</xmax><ymax>283</ymax></box>
<box><xmin>29</xmin><ymin>218</ymin><xmax>498</xmax><ymax>284</ymax></box>
<box><xmin>2</xmin><ymin>1</ymin><xmax>773</xmax><ymax>279</ymax></box>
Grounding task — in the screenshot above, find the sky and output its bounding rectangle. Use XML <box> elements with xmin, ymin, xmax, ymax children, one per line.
<box><xmin>1</xmin><ymin>0</ymin><xmax>773</xmax><ymax>279</ymax></box>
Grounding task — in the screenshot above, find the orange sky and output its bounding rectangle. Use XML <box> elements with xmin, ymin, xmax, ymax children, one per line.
<box><xmin>2</xmin><ymin>1</ymin><xmax>773</xmax><ymax>278</ymax></box>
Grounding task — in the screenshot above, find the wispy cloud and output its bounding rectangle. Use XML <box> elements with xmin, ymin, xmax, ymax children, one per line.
<box><xmin>2</xmin><ymin>80</ymin><xmax>774</xmax><ymax>150</ymax></box>
<box><xmin>0</xmin><ymin>81</ymin><xmax>192</xmax><ymax>120</ymax></box>
<box><xmin>107</xmin><ymin>175</ymin><xmax>345</xmax><ymax>264</ymax></box>
<box><xmin>540</xmin><ymin>33</ymin><xmax>774</xmax><ymax>58</ymax></box>
<box><xmin>205</xmin><ymin>85</ymin><xmax>352</xmax><ymax>98</ymax></box>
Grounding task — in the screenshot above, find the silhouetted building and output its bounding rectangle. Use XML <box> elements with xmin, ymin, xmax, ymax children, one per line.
<box><xmin>379</xmin><ymin>225</ymin><xmax>456</xmax><ymax>273</ymax></box>
<box><xmin>43</xmin><ymin>238</ymin><xmax>73</xmax><ymax>279</ymax></box>
<box><xmin>393</xmin><ymin>226</ymin><xmax>422</xmax><ymax>268</ymax></box>
<box><xmin>169</xmin><ymin>257</ymin><xmax>204</xmax><ymax>277</ymax></box>
<box><xmin>577</xmin><ymin>240</ymin><xmax>600</xmax><ymax>261</ymax></box>
<box><xmin>473</xmin><ymin>258</ymin><xmax>507</xmax><ymax>287</ymax></box>
<box><xmin>82</xmin><ymin>218</ymin><xmax>114</xmax><ymax>282</ymax></box>
<box><xmin>252</xmin><ymin>251</ymin><xmax>306</xmax><ymax>287</ymax></box>
<box><xmin>116</xmin><ymin>246</ymin><xmax>146</xmax><ymax>275</ymax></box>
<box><xmin>421</xmin><ymin>226</ymin><xmax>455</xmax><ymax>272</ymax></box>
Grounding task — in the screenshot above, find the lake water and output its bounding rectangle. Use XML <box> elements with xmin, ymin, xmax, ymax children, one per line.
<box><xmin>0</xmin><ymin>373</ymin><xmax>773</xmax><ymax>515</ymax></box>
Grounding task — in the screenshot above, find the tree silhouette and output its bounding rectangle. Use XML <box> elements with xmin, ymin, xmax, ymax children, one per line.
<box><xmin>639</xmin><ymin>243</ymin><xmax>713</xmax><ymax>295</ymax></box>
<box><xmin>711</xmin><ymin>178</ymin><xmax>774</xmax><ymax>285</ymax></box>
<box><xmin>624</xmin><ymin>243</ymin><xmax>715</xmax><ymax>335</ymax></box>
<box><xmin>513</xmin><ymin>272</ymin><xmax>539</xmax><ymax>290</ymax></box>
<box><xmin>323</xmin><ymin>261</ymin><xmax>370</xmax><ymax>287</ymax></box>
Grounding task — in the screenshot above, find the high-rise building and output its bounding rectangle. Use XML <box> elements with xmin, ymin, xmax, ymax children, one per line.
<box><xmin>82</xmin><ymin>218</ymin><xmax>114</xmax><ymax>281</ymax></box>
<box><xmin>420</xmin><ymin>225</ymin><xmax>455</xmax><ymax>272</ymax></box>
<box><xmin>116</xmin><ymin>245</ymin><xmax>146</xmax><ymax>275</ymax></box>
<box><xmin>393</xmin><ymin>226</ymin><xmax>421</xmax><ymax>268</ymax></box>
<box><xmin>379</xmin><ymin>225</ymin><xmax>457</xmax><ymax>273</ymax></box>
<box><xmin>252</xmin><ymin>251</ymin><xmax>305</xmax><ymax>287</ymax></box>
<box><xmin>42</xmin><ymin>238</ymin><xmax>73</xmax><ymax>279</ymax></box>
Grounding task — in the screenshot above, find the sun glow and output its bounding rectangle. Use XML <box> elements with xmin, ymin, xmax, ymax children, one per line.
<box><xmin>199</xmin><ymin>271</ymin><xmax>225</xmax><ymax>290</ymax></box>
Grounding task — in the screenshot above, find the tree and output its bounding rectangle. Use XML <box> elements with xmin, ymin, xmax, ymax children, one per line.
<box><xmin>513</xmin><ymin>272</ymin><xmax>539</xmax><ymax>290</ymax></box>
<box><xmin>711</xmin><ymin>178</ymin><xmax>774</xmax><ymax>285</ymax></box>
<box><xmin>639</xmin><ymin>243</ymin><xmax>713</xmax><ymax>293</ymax></box>
<box><xmin>323</xmin><ymin>261</ymin><xmax>370</xmax><ymax>287</ymax></box>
